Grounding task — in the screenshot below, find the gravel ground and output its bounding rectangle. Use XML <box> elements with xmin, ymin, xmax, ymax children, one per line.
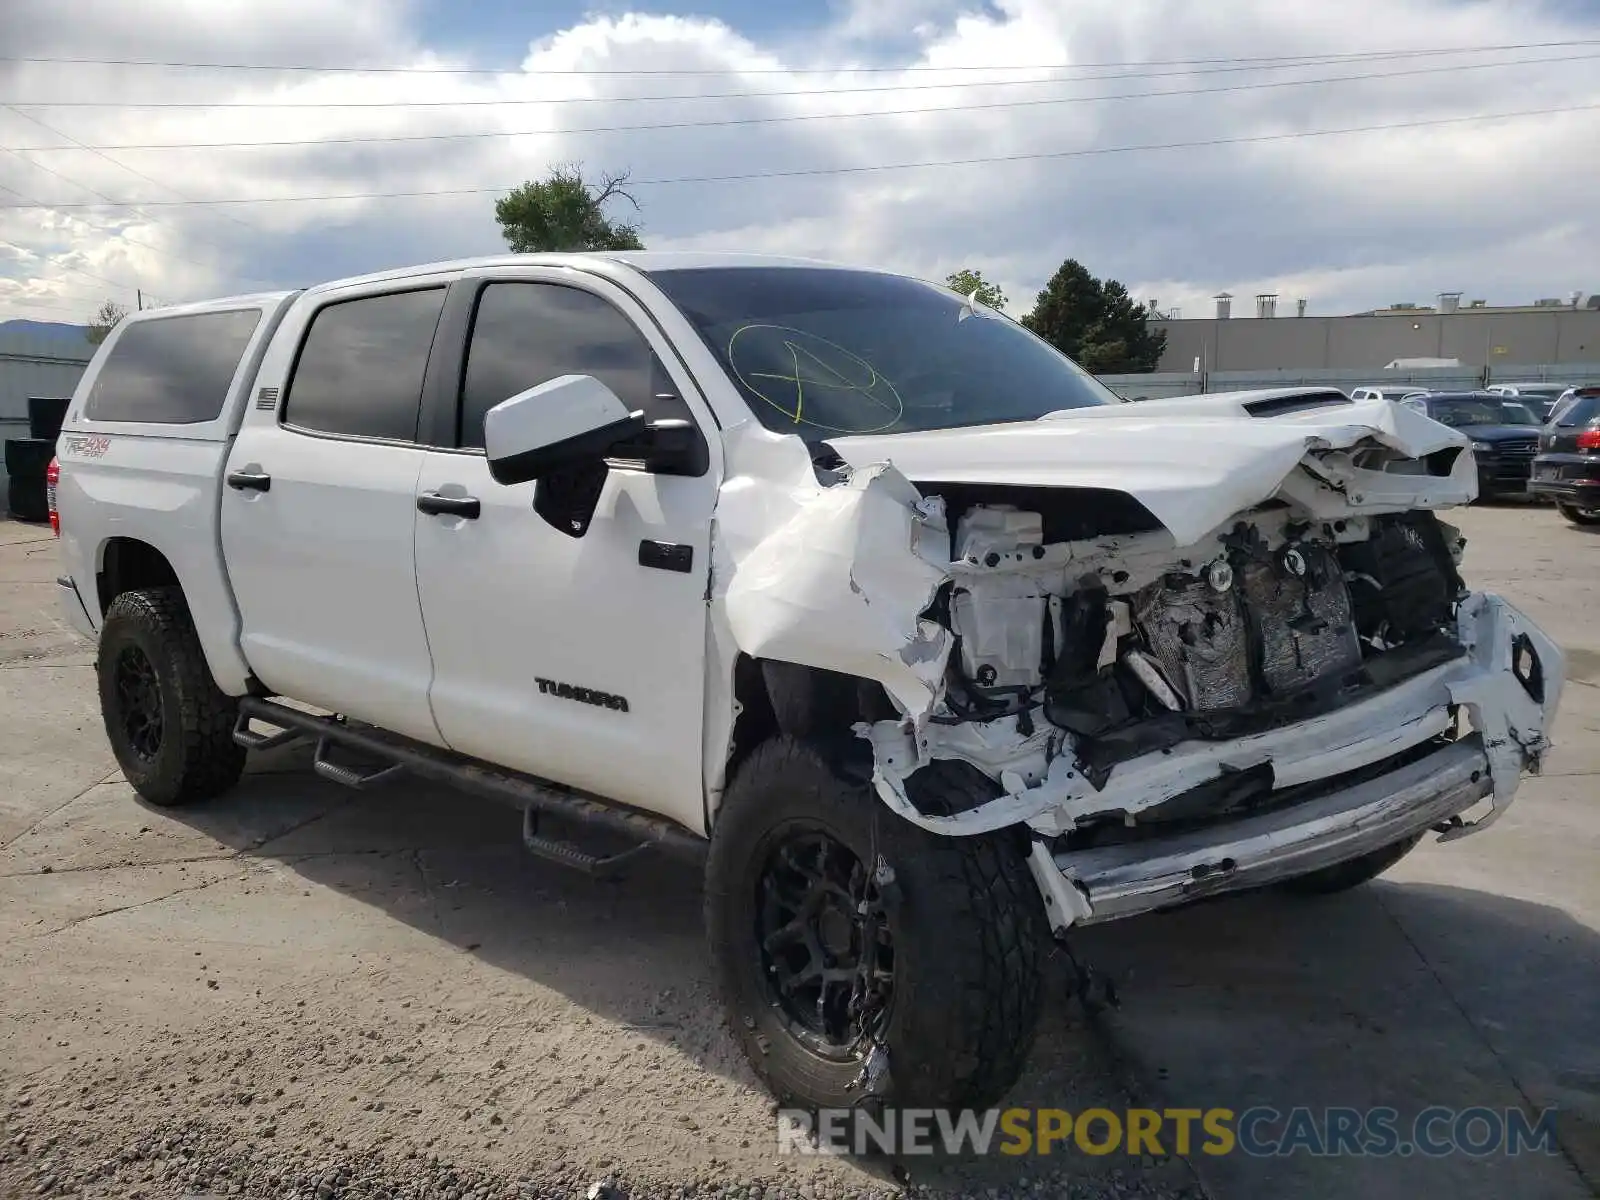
<box><xmin>0</xmin><ymin>1104</ymin><xmax>1200</xmax><ymax>1200</ymax></box>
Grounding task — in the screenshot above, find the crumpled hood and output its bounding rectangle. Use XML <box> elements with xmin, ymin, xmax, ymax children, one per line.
<box><xmin>826</xmin><ymin>391</ymin><xmax>1469</xmax><ymax>545</ymax></box>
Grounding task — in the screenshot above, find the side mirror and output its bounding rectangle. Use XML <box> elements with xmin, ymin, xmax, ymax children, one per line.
<box><xmin>483</xmin><ymin>375</ymin><xmax>645</xmax><ymax>486</ymax></box>
<box><xmin>608</xmin><ymin>417</ymin><xmax>707</xmax><ymax>476</ymax></box>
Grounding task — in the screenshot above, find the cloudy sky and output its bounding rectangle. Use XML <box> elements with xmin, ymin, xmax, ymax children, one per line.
<box><xmin>2</xmin><ymin>0</ymin><xmax>1599</xmax><ymax>326</ymax></box>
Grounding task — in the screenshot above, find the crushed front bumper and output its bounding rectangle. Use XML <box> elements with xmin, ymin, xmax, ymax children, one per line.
<box><xmin>1036</xmin><ymin>736</ymin><xmax>1490</xmax><ymax>925</ymax></box>
<box><xmin>1022</xmin><ymin>592</ymin><xmax>1564</xmax><ymax>929</ymax></box>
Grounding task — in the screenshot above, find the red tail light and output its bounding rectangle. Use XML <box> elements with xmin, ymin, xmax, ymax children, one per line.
<box><xmin>45</xmin><ymin>457</ymin><xmax>60</xmax><ymax>536</ymax></box>
<box><xmin>1578</xmin><ymin>430</ymin><xmax>1600</xmax><ymax>452</ymax></box>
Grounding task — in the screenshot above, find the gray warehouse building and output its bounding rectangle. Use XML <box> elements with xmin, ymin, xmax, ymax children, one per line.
<box><xmin>1153</xmin><ymin>292</ymin><xmax>1600</xmax><ymax>374</ymax></box>
<box><xmin>1</xmin><ymin>323</ymin><xmax>94</xmax><ymax>499</ymax></box>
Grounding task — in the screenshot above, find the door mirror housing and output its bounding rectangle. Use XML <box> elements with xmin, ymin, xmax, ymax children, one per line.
<box><xmin>608</xmin><ymin>417</ymin><xmax>708</xmax><ymax>477</ymax></box>
<box><xmin>483</xmin><ymin>375</ymin><xmax>645</xmax><ymax>486</ymax></box>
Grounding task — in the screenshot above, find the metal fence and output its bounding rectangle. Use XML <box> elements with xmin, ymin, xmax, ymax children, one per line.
<box><xmin>1095</xmin><ymin>363</ymin><xmax>1600</xmax><ymax>400</ymax></box>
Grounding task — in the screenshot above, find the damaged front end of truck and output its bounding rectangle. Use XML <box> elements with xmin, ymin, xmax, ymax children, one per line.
<box><xmin>710</xmin><ymin>389</ymin><xmax>1567</xmax><ymax>932</ymax></box>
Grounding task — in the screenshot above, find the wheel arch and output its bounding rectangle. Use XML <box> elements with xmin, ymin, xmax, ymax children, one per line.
<box><xmin>89</xmin><ymin>534</ymin><xmax>255</xmax><ymax>696</ymax></box>
<box><xmin>717</xmin><ymin>654</ymin><xmax>901</xmax><ymax>826</ymax></box>
<box><xmin>96</xmin><ymin>536</ymin><xmax>181</xmax><ymax>618</ymax></box>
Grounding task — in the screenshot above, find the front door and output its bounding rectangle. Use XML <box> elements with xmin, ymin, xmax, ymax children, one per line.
<box><xmin>413</xmin><ymin>272</ymin><xmax>720</xmax><ymax>832</ymax></box>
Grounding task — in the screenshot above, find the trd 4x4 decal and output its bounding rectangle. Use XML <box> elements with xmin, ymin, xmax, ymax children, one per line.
<box><xmin>63</xmin><ymin>434</ymin><xmax>112</xmax><ymax>459</ymax></box>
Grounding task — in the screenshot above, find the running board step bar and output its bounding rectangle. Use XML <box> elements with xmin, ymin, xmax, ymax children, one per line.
<box><xmin>312</xmin><ymin>738</ymin><xmax>405</xmax><ymax>790</ymax></box>
<box><xmin>232</xmin><ymin>698</ymin><xmax>707</xmax><ymax>874</ymax></box>
<box><xmin>521</xmin><ymin>806</ymin><xmax>654</xmax><ymax>880</ymax></box>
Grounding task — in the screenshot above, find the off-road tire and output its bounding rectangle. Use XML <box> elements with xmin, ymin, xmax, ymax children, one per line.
<box><xmin>1278</xmin><ymin>833</ymin><xmax>1423</xmax><ymax>896</ymax></box>
<box><xmin>97</xmin><ymin>587</ymin><xmax>246</xmax><ymax>807</ymax></box>
<box><xmin>704</xmin><ymin>737</ymin><xmax>1045</xmax><ymax>1112</ymax></box>
<box><xmin>1556</xmin><ymin>501</ymin><xmax>1600</xmax><ymax>527</ymax></box>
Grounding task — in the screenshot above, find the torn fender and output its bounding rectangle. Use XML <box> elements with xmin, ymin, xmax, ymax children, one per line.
<box><xmin>710</xmin><ymin>424</ymin><xmax>954</xmax><ymax>722</ymax></box>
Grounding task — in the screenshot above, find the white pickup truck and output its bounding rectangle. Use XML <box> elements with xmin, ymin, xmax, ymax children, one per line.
<box><xmin>51</xmin><ymin>251</ymin><xmax>1565</xmax><ymax>1114</ymax></box>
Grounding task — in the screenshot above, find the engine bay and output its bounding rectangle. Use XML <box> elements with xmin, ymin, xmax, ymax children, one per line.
<box><xmin>712</xmin><ymin>398</ymin><xmax>1562</xmax><ymax>858</ymax></box>
<box><xmin>926</xmin><ymin>493</ymin><xmax>1469</xmax><ymax>816</ymax></box>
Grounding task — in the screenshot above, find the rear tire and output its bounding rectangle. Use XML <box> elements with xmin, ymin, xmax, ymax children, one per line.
<box><xmin>97</xmin><ymin>587</ymin><xmax>246</xmax><ymax>807</ymax></box>
<box><xmin>1556</xmin><ymin>501</ymin><xmax>1600</xmax><ymax>527</ymax></box>
<box><xmin>1278</xmin><ymin>833</ymin><xmax>1422</xmax><ymax>895</ymax></box>
<box><xmin>704</xmin><ymin>737</ymin><xmax>1044</xmax><ymax>1112</ymax></box>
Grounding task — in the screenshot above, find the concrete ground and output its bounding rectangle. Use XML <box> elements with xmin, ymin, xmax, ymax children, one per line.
<box><xmin>0</xmin><ymin>504</ymin><xmax>1595</xmax><ymax>1199</ymax></box>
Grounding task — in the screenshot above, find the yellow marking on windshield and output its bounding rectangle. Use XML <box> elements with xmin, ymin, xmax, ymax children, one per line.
<box><xmin>727</xmin><ymin>323</ymin><xmax>905</xmax><ymax>434</ymax></box>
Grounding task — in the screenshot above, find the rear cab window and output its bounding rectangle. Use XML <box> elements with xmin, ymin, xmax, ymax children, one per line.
<box><xmin>78</xmin><ymin>308</ymin><xmax>265</xmax><ymax>430</ymax></box>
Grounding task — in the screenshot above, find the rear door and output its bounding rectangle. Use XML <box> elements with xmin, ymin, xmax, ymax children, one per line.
<box><xmin>220</xmin><ymin>281</ymin><xmax>452</xmax><ymax>744</ymax></box>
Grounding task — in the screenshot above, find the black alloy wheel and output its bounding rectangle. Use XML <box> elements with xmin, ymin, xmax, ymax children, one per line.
<box><xmin>113</xmin><ymin>643</ymin><xmax>165</xmax><ymax>761</ymax></box>
<box><xmin>755</xmin><ymin>825</ymin><xmax>894</xmax><ymax>1061</ymax></box>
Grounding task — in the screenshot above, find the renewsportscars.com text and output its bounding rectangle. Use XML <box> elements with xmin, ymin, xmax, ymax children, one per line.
<box><xmin>777</xmin><ymin>1106</ymin><xmax>1561</xmax><ymax>1159</ymax></box>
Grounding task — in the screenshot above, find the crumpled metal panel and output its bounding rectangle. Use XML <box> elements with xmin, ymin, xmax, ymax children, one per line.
<box><xmin>1132</xmin><ymin>576</ymin><xmax>1252</xmax><ymax>711</ymax></box>
<box><xmin>1238</xmin><ymin>545</ymin><xmax>1363</xmax><ymax>696</ymax></box>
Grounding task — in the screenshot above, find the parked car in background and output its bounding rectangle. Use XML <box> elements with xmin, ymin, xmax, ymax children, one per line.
<box><xmin>1486</xmin><ymin>383</ymin><xmax>1573</xmax><ymax>422</ymax></box>
<box><xmin>1547</xmin><ymin>386</ymin><xmax>1600</xmax><ymax>427</ymax></box>
<box><xmin>1351</xmin><ymin>385</ymin><xmax>1431</xmax><ymax>403</ymax></box>
<box><xmin>1530</xmin><ymin>387</ymin><xmax>1600</xmax><ymax>525</ymax></box>
<box><xmin>1400</xmin><ymin>392</ymin><xmax>1542</xmax><ymax>498</ymax></box>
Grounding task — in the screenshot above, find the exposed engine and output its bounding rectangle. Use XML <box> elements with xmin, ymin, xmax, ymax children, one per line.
<box><xmin>940</xmin><ymin>501</ymin><xmax>1467</xmax><ymax>790</ymax></box>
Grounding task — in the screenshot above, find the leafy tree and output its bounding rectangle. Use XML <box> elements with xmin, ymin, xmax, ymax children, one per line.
<box><xmin>945</xmin><ymin>268</ymin><xmax>1007</xmax><ymax>312</ymax></box>
<box><xmin>1021</xmin><ymin>259</ymin><xmax>1166</xmax><ymax>373</ymax></box>
<box><xmin>85</xmin><ymin>298</ymin><xmax>128</xmax><ymax>345</ymax></box>
<box><xmin>494</xmin><ymin>166</ymin><xmax>645</xmax><ymax>253</ymax></box>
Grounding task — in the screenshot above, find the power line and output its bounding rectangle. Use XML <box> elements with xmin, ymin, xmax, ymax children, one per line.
<box><xmin>0</xmin><ymin>292</ymin><xmax>94</xmax><ymax>314</ymax></box>
<box><xmin>7</xmin><ymin>50</ymin><xmax>1596</xmax><ymax>153</ymax></box>
<box><xmin>2</xmin><ymin>114</ymin><xmax>287</xmax><ymax>289</ymax></box>
<box><xmin>0</xmin><ymin>156</ymin><xmax>150</xmax><ymax>295</ymax></box>
<box><xmin>2</xmin><ymin>101</ymin><xmax>1593</xmax><ymax>210</ymax></box>
<box><xmin>2</xmin><ymin>39</ymin><xmax>1596</xmax><ymax>75</ymax></box>
<box><xmin>0</xmin><ymin>193</ymin><xmax>121</xmax><ymax>310</ymax></box>
<box><xmin>10</xmin><ymin>46</ymin><xmax>1600</xmax><ymax>108</ymax></box>
<box><xmin>1</xmin><ymin>140</ymin><xmax>238</xmax><ymax>277</ymax></box>
<box><xmin>3</xmin><ymin>105</ymin><xmax>268</xmax><ymax>242</ymax></box>
<box><xmin>0</xmin><ymin>160</ymin><xmax>212</xmax><ymax>303</ymax></box>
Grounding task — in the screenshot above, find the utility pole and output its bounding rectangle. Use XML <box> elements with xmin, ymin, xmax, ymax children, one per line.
<box><xmin>137</xmin><ymin>289</ymin><xmax>143</xmax><ymax>311</ymax></box>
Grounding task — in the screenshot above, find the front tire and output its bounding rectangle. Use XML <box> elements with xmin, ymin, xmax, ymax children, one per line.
<box><xmin>704</xmin><ymin>738</ymin><xmax>1044</xmax><ymax>1112</ymax></box>
<box><xmin>1556</xmin><ymin>500</ymin><xmax>1600</xmax><ymax>526</ymax></box>
<box><xmin>97</xmin><ymin>587</ymin><xmax>246</xmax><ymax>807</ymax></box>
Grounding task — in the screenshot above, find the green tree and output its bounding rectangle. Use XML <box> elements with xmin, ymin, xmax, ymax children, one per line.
<box><xmin>85</xmin><ymin>298</ymin><xmax>128</xmax><ymax>345</ymax></box>
<box><xmin>945</xmin><ymin>268</ymin><xmax>1007</xmax><ymax>312</ymax></box>
<box><xmin>494</xmin><ymin>166</ymin><xmax>645</xmax><ymax>253</ymax></box>
<box><xmin>1021</xmin><ymin>259</ymin><xmax>1166</xmax><ymax>373</ymax></box>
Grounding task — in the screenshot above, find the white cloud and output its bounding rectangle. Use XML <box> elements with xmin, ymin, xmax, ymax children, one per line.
<box><xmin>2</xmin><ymin>0</ymin><xmax>1599</xmax><ymax>325</ymax></box>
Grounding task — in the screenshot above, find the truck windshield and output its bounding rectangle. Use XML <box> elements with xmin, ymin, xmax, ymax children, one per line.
<box><xmin>645</xmin><ymin>266</ymin><xmax>1121</xmax><ymax>435</ymax></box>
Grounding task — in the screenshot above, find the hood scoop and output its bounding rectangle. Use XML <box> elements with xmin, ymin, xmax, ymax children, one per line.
<box><xmin>1242</xmin><ymin>390</ymin><xmax>1355</xmax><ymax>418</ymax></box>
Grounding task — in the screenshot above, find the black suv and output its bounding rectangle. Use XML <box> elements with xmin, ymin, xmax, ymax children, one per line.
<box><xmin>1530</xmin><ymin>387</ymin><xmax>1600</xmax><ymax>526</ymax></box>
<box><xmin>1404</xmin><ymin>392</ymin><xmax>1542</xmax><ymax>498</ymax></box>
